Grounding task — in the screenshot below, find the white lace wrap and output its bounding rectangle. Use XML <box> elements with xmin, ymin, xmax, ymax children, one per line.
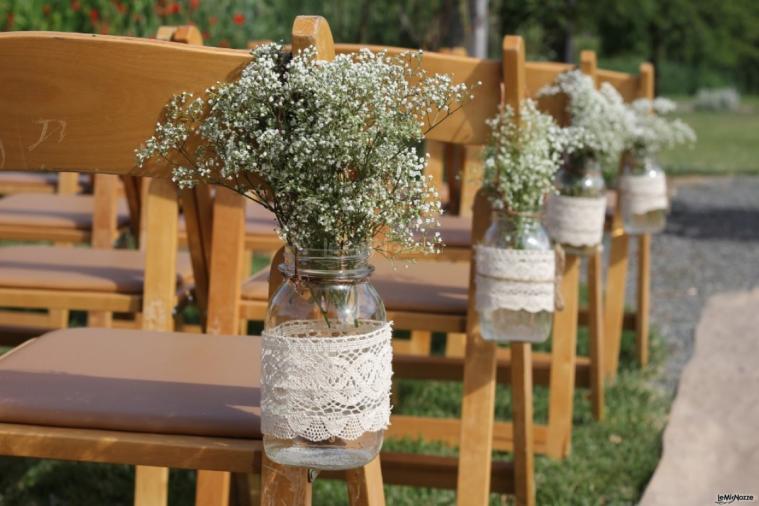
<box><xmin>475</xmin><ymin>246</ymin><xmax>555</xmax><ymax>313</ymax></box>
<box><xmin>545</xmin><ymin>195</ymin><xmax>606</xmax><ymax>247</ymax></box>
<box><xmin>620</xmin><ymin>173</ymin><xmax>668</xmax><ymax>215</ymax></box>
<box><xmin>261</xmin><ymin>319</ymin><xmax>392</xmax><ymax>442</ymax></box>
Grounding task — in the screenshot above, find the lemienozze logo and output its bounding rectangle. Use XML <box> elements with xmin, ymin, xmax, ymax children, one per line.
<box><xmin>716</xmin><ymin>493</ymin><xmax>756</xmax><ymax>504</ymax></box>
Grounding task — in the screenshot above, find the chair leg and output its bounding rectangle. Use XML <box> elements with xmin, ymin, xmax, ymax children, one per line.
<box><xmin>134</xmin><ymin>466</ymin><xmax>169</xmax><ymax>506</ymax></box>
<box><xmin>408</xmin><ymin>330</ymin><xmax>432</xmax><ymax>355</ymax></box>
<box><xmin>511</xmin><ymin>342</ymin><xmax>535</xmax><ymax>506</ymax></box>
<box><xmin>603</xmin><ymin>232</ymin><xmax>629</xmax><ymax>380</ymax></box>
<box><xmin>636</xmin><ymin>234</ymin><xmax>651</xmax><ymax>367</ymax></box>
<box><xmin>445</xmin><ymin>332</ymin><xmax>467</xmax><ymax>358</ymax></box>
<box><xmin>260</xmin><ymin>455</ymin><xmax>311</xmax><ymax>505</ymax></box>
<box><xmin>195</xmin><ymin>471</ymin><xmax>230</xmax><ymax>506</ymax></box>
<box><xmin>48</xmin><ymin>309</ymin><xmax>69</xmax><ymax>328</ymax></box>
<box><xmin>455</xmin><ymin>332</ymin><xmax>497</xmax><ymax>506</ymax></box>
<box><xmin>587</xmin><ymin>251</ymin><xmax>605</xmax><ymax>421</ymax></box>
<box><xmin>346</xmin><ymin>456</ymin><xmax>386</xmax><ymax>506</ymax></box>
<box><xmin>231</xmin><ymin>473</ymin><xmax>260</xmax><ymax>506</ymax></box>
<box><xmin>88</xmin><ymin>311</ymin><xmax>113</xmax><ymax>328</ymax></box>
<box><xmin>546</xmin><ymin>254</ymin><xmax>579</xmax><ymax>459</ymax></box>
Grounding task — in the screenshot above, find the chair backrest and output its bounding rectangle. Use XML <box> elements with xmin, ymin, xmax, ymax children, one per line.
<box><xmin>580</xmin><ymin>49</ymin><xmax>654</xmax><ymax>102</ymax></box>
<box><xmin>0</xmin><ymin>32</ymin><xmax>249</xmax><ymax>176</ymax></box>
<box><xmin>0</xmin><ymin>30</ymin><xmax>251</xmax><ymax>332</ymax></box>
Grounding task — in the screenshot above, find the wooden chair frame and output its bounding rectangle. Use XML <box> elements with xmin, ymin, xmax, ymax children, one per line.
<box><xmin>589</xmin><ymin>57</ymin><xmax>656</xmax><ymax>374</ymax></box>
<box><xmin>0</xmin><ymin>27</ymin><xmax>203</xmax><ymax>338</ymax></box>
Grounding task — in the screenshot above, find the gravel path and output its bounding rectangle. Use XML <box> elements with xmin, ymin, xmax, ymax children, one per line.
<box><xmin>625</xmin><ymin>176</ymin><xmax>759</xmax><ymax>392</ymax></box>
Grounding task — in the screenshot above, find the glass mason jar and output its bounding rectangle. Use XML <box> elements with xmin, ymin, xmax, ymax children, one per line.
<box><xmin>619</xmin><ymin>155</ymin><xmax>667</xmax><ymax>235</ymax></box>
<box><xmin>263</xmin><ymin>247</ymin><xmax>387</xmax><ymax>471</ymax></box>
<box><xmin>552</xmin><ymin>156</ymin><xmax>607</xmax><ymax>256</ymax></box>
<box><xmin>478</xmin><ymin>211</ymin><xmax>553</xmax><ymax>343</ymax></box>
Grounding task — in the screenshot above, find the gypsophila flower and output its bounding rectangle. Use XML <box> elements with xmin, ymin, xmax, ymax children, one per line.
<box><xmin>540</xmin><ymin>70</ymin><xmax>636</xmax><ymax>167</ymax></box>
<box><xmin>483</xmin><ymin>99</ymin><xmax>566</xmax><ymax>213</ymax></box>
<box><xmin>625</xmin><ymin>97</ymin><xmax>696</xmax><ymax>157</ymax></box>
<box><xmin>136</xmin><ymin>44</ymin><xmax>475</xmax><ymax>255</ymax></box>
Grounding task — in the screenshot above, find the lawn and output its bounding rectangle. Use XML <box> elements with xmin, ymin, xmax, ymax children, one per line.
<box><xmin>0</xmin><ymin>325</ymin><xmax>670</xmax><ymax>505</ymax></box>
<box><xmin>660</xmin><ymin>96</ymin><xmax>759</xmax><ymax>175</ymax></box>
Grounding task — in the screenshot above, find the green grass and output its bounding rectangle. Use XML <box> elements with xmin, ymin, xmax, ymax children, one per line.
<box><xmin>660</xmin><ymin>96</ymin><xmax>759</xmax><ymax>175</ymax></box>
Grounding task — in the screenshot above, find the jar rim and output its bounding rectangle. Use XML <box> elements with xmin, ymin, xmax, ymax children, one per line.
<box><xmin>280</xmin><ymin>246</ymin><xmax>374</xmax><ymax>281</ymax></box>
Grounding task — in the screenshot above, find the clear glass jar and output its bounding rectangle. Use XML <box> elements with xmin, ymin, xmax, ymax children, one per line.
<box><xmin>478</xmin><ymin>212</ymin><xmax>553</xmax><ymax>343</ymax></box>
<box><xmin>620</xmin><ymin>155</ymin><xmax>667</xmax><ymax>235</ymax></box>
<box><xmin>554</xmin><ymin>156</ymin><xmax>607</xmax><ymax>256</ymax></box>
<box><xmin>263</xmin><ymin>247</ymin><xmax>386</xmax><ymax>471</ymax></box>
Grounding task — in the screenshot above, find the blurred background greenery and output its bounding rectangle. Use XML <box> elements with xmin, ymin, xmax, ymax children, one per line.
<box><xmin>4</xmin><ymin>0</ymin><xmax>759</xmax><ymax>177</ymax></box>
<box><xmin>2</xmin><ymin>0</ymin><xmax>759</xmax><ymax>96</ymax></box>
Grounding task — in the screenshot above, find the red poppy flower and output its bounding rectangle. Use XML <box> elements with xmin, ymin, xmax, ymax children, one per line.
<box><xmin>190</xmin><ymin>0</ymin><xmax>200</xmax><ymax>10</ymax></box>
<box><xmin>70</xmin><ymin>0</ymin><xmax>81</xmax><ymax>11</ymax></box>
<box><xmin>167</xmin><ymin>2</ymin><xmax>180</xmax><ymax>15</ymax></box>
<box><xmin>89</xmin><ymin>8</ymin><xmax>99</xmax><ymax>23</ymax></box>
<box><xmin>233</xmin><ymin>12</ymin><xmax>244</xmax><ymax>25</ymax></box>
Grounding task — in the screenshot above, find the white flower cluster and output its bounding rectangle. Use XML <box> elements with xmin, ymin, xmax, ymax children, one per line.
<box><xmin>137</xmin><ymin>43</ymin><xmax>474</xmax><ymax>255</ymax></box>
<box><xmin>483</xmin><ymin>99</ymin><xmax>566</xmax><ymax>212</ymax></box>
<box><xmin>626</xmin><ymin>97</ymin><xmax>696</xmax><ymax>157</ymax></box>
<box><xmin>540</xmin><ymin>70</ymin><xmax>635</xmax><ymax>166</ymax></box>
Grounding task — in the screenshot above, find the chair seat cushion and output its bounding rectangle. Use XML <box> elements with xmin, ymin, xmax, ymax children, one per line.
<box><xmin>0</xmin><ymin>328</ymin><xmax>261</xmax><ymax>439</ymax></box>
<box><xmin>0</xmin><ymin>171</ymin><xmax>56</xmax><ymax>186</ymax></box>
<box><xmin>241</xmin><ymin>255</ymin><xmax>469</xmax><ymax>315</ymax></box>
<box><xmin>0</xmin><ymin>194</ymin><xmax>129</xmax><ymax>230</ymax></box>
<box><xmin>245</xmin><ymin>201</ymin><xmax>278</xmax><ymax>236</ymax></box>
<box><xmin>438</xmin><ymin>213</ymin><xmax>471</xmax><ymax>248</ymax></box>
<box><xmin>0</xmin><ymin>246</ymin><xmax>193</xmax><ymax>293</ymax></box>
<box><xmin>180</xmin><ymin>201</ymin><xmax>278</xmax><ymax>237</ymax></box>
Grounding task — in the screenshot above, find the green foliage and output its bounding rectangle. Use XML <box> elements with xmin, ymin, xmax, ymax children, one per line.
<box><xmin>2</xmin><ymin>0</ymin><xmax>758</xmax><ymax>93</ymax></box>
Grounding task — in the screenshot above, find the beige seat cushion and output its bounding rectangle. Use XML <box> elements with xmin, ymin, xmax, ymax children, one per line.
<box><xmin>0</xmin><ymin>194</ymin><xmax>129</xmax><ymax>229</ymax></box>
<box><xmin>242</xmin><ymin>255</ymin><xmax>469</xmax><ymax>315</ymax></box>
<box><xmin>0</xmin><ymin>246</ymin><xmax>193</xmax><ymax>293</ymax></box>
<box><xmin>0</xmin><ymin>328</ymin><xmax>261</xmax><ymax>438</ymax></box>
<box><xmin>245</xmin><ymin>201</ymin><xmax>278</xmax><ymax>236</ymax></box>
<box><xmin>438</xmin><ymin>213</ymin><xmax>471</xmax><ymax>248</ymax></box>
<box><xmin>0</xmin><ymin>172</ymin><xmax>56</xmax><ymax>185</ymax></box>
<box><xmin>179</xmin><ymin>201</ymin><xmax>278</xmax><ymax>237</ymax></box>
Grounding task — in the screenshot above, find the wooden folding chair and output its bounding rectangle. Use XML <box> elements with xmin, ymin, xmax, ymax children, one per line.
<box><xmin>0</xmin><ymin>17</ymin><xmax>389</xmax><ymax>506</ymax></box>
<box><xmin>350</xmin><ymin>37</ymin><xmax>606</xmax><ymax>432</ymax></box>
<box><xmin>581</xmin><ymin>53</ymin><xmax>656</xmax><ymax>375</ymax></box>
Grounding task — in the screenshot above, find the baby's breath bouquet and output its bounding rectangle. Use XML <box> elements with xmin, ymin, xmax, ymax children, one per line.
<box><xmin>618</xmin><ymin>98</ymin><xmax>695</xmax><ymax>234</ymax></box>
<box><xmin>540</xmin><ymin>69</ymin><xmax>636</xmax><ymax>168</ymax></box>
<box><xmin>137</xmin><ymin>43</ymin><xmax>474</xmax><ymax>256</ymax></box>
<box><xmin>626</xmin><ymin>97</ymin><xmax>696</xmax><ymax>160</ymax></box>
<box><xmin>539</xmin><ymin>70</ymin><xmax>633</xmax><ymax>253</ymax></box>
<box><xmin>483</xmin><ymin>99</ymin><xmax>566</xmax><ymax>214</ymax></box>
<box><xmin>475</xmin><ymin>99</ymin><xmax>565</xmax><ymax>344</ymax></box>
